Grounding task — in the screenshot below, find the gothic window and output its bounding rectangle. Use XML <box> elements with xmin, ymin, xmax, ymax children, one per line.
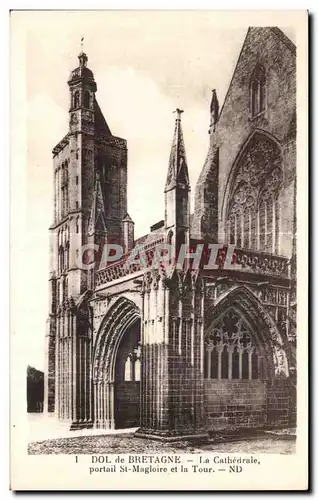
<box><xmin>76</xmin><ymin>217</ymin><xmax>79</xmax><ymax>234</ymax></box>
<box><xmin>228</xmin><ymin>216</ymin><xmax>235</xmax><ymax>244</ymax></box>
<box><xmin>211</xmin><ymin>349</ymin><xmax>218</xmax><ymax>379</ymax></box>
<box><xmin>251</xmin><ymin>351</ymin><xmax>259</xmax><ymax>379</ymax></box>
<box><xmin>228</xmin><ymin>184</ymin><xmax>255</xmax><ymax>249</ymax></box>
<box><xmin>204</xmin><ymin>310</ymin><xmax>261</xmax><ymax>380</ymax></box>
<box><xmin>259</xmin><ymin>189</ymin><xmax>275</xmax><ymax>253</ymax></box>
<box><xmin>124</xmin><ymin>343</ymin><xmax>141</xmax><ymax>382</ymax></box>
<box><xmin>134</xmin><ymin>359</ymin><xmax>141</xmax><ymax>382</ymax></box>
<box><xmin>242</xmin><ymin>350</ymin><xmax>249</xmax><ymax>379</ymax></box>
<box><xmin>124</xmin><ymin>355</ymin><xmax>132</xmax><ymax>381</ymax></box>
<box><xmin>83</xmin><ymin>91</ymin><xmax>90</xmax><ymax>109</ymax></box>
<box><xmin>259</xmin><ymin>198</ymin><xmax>266</xmax><ymax>250</ymax></box>
<box><xmin>232</xmin><ymin>347</ymin><xmax>240</xmax><ymax>379</ymax></box>
<box><xmin>62</xmin><ymin>278</ymin><xmax>68</xmax><ymax>302</ymax></box>
<box><xmin>250</xmin><ymin>64</ymin><xmax>266</xmax><ymax>117</ymax></box>
<box><xmin>65</xmin><ymin>241</ymin><xmax>70</xmax><ymax>269</ymax></box>
<box><xmin>226</xmin><ymin>133</ymin><xmax>283</xmax><ymax>253</ymax></box>
<box><xmin>58</xmin><ymin>245</ymin><xmax>64</xmax><ymax>272</ymax></box>
<box><xmin>133</xmin><ymin>343</ymin><xmax>141</xmax><ymax>382</ymax></box>
<box><xmin>65</xmin><ymin>184</ymin><xmax>68</xmax><ymax>214</ymax></box>
<box><xmin>74</xmin><ymin>91</ymin><xmax>80</xmax><ymax>109</ymax></box>
<box><xmin>56</xmin><ymin>282</ymin><xmax>60</xmax><ymax>306</ymax></box>
<box><xmin>221</xmin><ymin>346</ymin><xmax>229</xmax><ymax>379</ymax></box>
<box><xmin>275</xmin><ymin>199</ymin><xmax>280</xmax><ymax>253</ymax></box>
<box><xmin>61</xmin><ymin>186</ymin><xmax>64</xmax><ymax>219</ymax></box>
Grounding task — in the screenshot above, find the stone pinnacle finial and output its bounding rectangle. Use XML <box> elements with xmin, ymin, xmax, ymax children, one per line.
<box><xmin>78</xmin><ymin>37</ymin><xmax>88</xmax><ymax>67</ymax></box>
<box><xmin>173</xmin><ymin>108</ymin><xmax>184</xmax><ymax>121</ymax></box>
<box><xmin>209</xmin><ymin>89</ymin><xmax>219</xmax><ymax>134</ymax></box>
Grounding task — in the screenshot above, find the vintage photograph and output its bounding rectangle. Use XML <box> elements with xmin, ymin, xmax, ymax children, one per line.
<box><xmin>10</xmin><ymin>9</ymin><xmax>308</xmax><ymax>490</ymax></box>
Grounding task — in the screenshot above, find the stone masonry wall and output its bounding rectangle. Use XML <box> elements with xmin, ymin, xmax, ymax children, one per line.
<box><xmin>214</xmin><ymin>28</ymin><xmax>296</xmax><ymax>257</ymax></box>
<box><xmin>204</xmin><ymin>380</ymin><xmax>266</xmax><ymax>430</ymax></box>
<box><xmin>115</xmin><ymin>382</ymin><xmax>140</xmax><ymax>429</ymax></box>
<box><xmin>266</xmin><ymin>379</ymin><xmax>291</xmax><ymax>427</ymax></box>
<box><xmin>204</xmin><ymin>378</ymin><xmax>292</xmax><ymax>431</ymax></box>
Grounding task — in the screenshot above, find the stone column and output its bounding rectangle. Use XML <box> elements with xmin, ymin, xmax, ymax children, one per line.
<box><xmin>109</xmin><ymin>382</ymin><xmax>115</xmax><ymax>429</ymax></box>
<box><xmin>136</xmin><ymin>273</ymin><xmax>207</xmax><ymax>440</ymax></box>
<box><xmin>44</xmin><ymin>315</ymin><xmax>56</xmax><ymax>413</ymax></box>
<box><xmin>56</xmin><ymin>318</ymin><xmax>61</xmax><ymax>419</ymax></box>
<box><xmin>71</xmin><ymin>310</ymin><xmax>78</xmax><ymax>423</ymax></box>
<box><xmin>78</xmin><ymin>337</ymin><xmax>84</xmax><ymax>423</ymax></box>
<box><xmin>93</xmin><ymin>381</ymin><xmax>98</xmax><ymax>428</ymax></box>
<box><xmin>105</xmin><ymin>382</ymin><xmax>110</xmax><ymax>429</ymax></box>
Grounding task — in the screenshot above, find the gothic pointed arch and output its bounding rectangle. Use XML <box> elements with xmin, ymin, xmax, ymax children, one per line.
<box><xmin>93</xmin><ymin>297</ymin><xmax>141</xmax><ymax>383</ymax></box>
<box><xmin>250</xmin><ymin>63</ymin><xmax>266</xmax><ymax>117</ymax></box>
<box><xmin>204</xmin><ymin>285</ymin><xmax>290</xmax><ymax>379</ymax></box>
<box><xmin>222</xmin><ymin>130</ymin><xmax>283</xmax><ymax>253</ymax></box>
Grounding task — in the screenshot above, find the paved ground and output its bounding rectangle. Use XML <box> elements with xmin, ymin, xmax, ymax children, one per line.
<box><xmin>27</xmin><ymin>414</ymin><xmax>296</xmax><ymax>455</ymax></box>
<box><xmin>27</xmin><ymin>413</ymin><xmax>137</xmax><ymax>442</ymax></box>
<box><xmin>28</xmin><ymin>433</ymin><xmax>296</xmax><ymax>455</ymax></box>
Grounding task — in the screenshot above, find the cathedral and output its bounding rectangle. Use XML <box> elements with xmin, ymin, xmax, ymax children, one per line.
<box><xmin>44</xmin><ymin>27</ymin><xmax>297</xmax><ymax>439</ymax></box>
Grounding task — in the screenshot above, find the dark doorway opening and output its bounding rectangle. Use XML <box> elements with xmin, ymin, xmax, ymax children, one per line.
<box><xmin>114</xmin><ymin>319</ymin><xmax>141</xmax><ymax>429</ymax></box>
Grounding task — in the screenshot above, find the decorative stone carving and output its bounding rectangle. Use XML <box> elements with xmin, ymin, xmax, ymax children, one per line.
<box><xmin>205</xmin><ymin>283</ymin><xmax>217</xmax><ymax>300</ymax></box>
<box><xmin>205</xmin><ymin>310</ymin><xmax>253</xmax><ymax>351</ymax></box>
<box><xmin>205</xmin><ymin>286</ymin><xmax>290</xmax><ymax>377</ymax></box>
<box><xmin>226</xmin><ymin>133</ymin><xmax>284</xmax><ymax>249</ymax></box>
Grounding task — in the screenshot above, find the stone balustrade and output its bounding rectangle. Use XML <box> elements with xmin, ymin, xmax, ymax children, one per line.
<box><xmin>95</xmin><ymin>240</ymin><xmax>290</xmax><ymax>287</ymax></box>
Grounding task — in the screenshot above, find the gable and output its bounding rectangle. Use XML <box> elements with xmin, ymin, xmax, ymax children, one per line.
<box><xmin>218</xmin><ymin>27</ymin><xmax>296</xmax><ymax>141</ymax></box>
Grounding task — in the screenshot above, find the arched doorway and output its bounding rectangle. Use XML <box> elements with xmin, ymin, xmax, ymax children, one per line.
<box><xmin>93</xmin><ymin>297</ymin><xmax>141</xmax><ymax>429</ymax></box>
<box><xmin>114</xmin><ymin>319</ymin><xmax>141</xmax><ymax>429</ymax></box>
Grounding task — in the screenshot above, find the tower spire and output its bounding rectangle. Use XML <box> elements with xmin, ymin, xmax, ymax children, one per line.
<box><xmin>87</xmin><ymin>171</ymin><xmax>107</xmax><ymax>237</ymax></box>
<box><xmin>165</xmin><ymin>108</ymin><xmax>190</xmax><ymax>192</ymax></box>
<box><xmin>164</xmin><ymin>109</ymin><xmax>191</xmax><ymax>251</ymax></box>
<box><xmin>209</xmin><ymin>89</ymin><xmax>219</xmax><ymax>134</ymax></box>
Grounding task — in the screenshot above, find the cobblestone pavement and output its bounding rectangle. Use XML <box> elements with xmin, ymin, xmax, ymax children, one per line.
<box><xmin>28</xmin><ymin>434</ymin><xmax>296</xmax><ymax>455</ymax></box>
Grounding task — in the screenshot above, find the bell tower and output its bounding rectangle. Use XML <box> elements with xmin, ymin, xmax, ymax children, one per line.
<box><xmin>44</xmin><ymin>49</ymin><xmax>128</xmax><ymax>426</ymax></box>
<box><xmin>68</xmin><ymin>50</ymin><xmax>98</xmax><ymax>136</ymax></box>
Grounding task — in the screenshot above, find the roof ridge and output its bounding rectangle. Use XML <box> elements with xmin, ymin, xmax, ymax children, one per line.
<box><xmin>270</xmin><ymin>27</ymin><xmax>297</xmax><ymax>55</ymax></box>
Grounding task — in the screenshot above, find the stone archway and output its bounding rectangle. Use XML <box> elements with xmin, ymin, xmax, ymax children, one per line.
<box><xmin>205</xmin><ymin>285</ymin><xmax>291</xmax><ymax>377</ymax></box>
<box><xmin>93</xmin><ymin>297</ymin><xmax>141</xmax><ymax>429</ymax></box>
<box><xmin>203</xmin><ymin>285</ymin><xmax>292</xmax><ymax>431</ymax></box>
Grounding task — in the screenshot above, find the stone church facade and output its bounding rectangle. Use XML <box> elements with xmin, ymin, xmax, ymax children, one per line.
<box><xmin>45</xmin><ymin>27</ymin><xmax>297</xmax><ymax>439</ymax></box>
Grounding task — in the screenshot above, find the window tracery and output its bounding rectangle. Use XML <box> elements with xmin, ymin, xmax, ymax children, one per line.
<box><xmin>226</xmin><ymin>134</ymin><xmax>283</xmax><ymax>253</ymax></box>
<box><xmin>204</xmin><ymin>310</ymin><xmax>262</xmax><ymax>380</ymax></box>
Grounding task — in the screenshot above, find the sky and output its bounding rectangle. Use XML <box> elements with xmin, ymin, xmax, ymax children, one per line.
<box><xmin>19</xmin><ymin>11</ymin><xmax>296</xmax><ymax>370</ymax></box>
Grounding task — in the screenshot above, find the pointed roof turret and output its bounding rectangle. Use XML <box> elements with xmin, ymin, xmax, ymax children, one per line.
<box><xmin>87</xmin><ymin>172</ymin><xmax>107</xmax><ymax>236</ymax></box>
<box><xmin>165</xmin><ymin>109</ymin><xmax>190</xmax><ymax>192</ymax></box>
<box><xmin>209</xmin><ymin>89</ymin><xmax>219</xmax><ymax>134</ymax></box>
<box><xmin>122</xmin><ymin>213</ymin><xmax>134</xmax><ymax>223</ymax></box>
